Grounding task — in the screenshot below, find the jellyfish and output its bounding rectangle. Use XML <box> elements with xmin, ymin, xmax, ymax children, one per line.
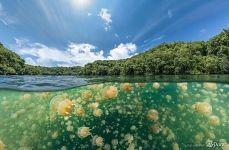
<box><xmin>82</xmin><ymin>90</ymin><xmax>92</xmax><ymax>100</ymax></box>
<box><xmin>104</xmin><ymin>144</ymin><xmax>111</xmax><ymax>150</ymax></box>
<box><xmin>138</xmin><ymin>83</ymin><xmax>145</xmax><ymax>87</ymax></box>
<box><xmin>75</xmin><ymin>106</ymin><xmax>85</xmax><ymax>117</ymax></box>
<box><xmin>111</xmin><ymin>139</ymin><xmax>118</xmax><ymax>146</ymax></box>
<box><xmin>121</xmin><ymin>83</ymin><xmax>132</xmax><ymax>92</ymax></box>
<box><xmin>203</xmin><ymin>82</ymin><xmax>217</xmax><ymax>91</ymax></box>
<box><xmin>208</xmin><ymin>115</ymin><xmax>220</xmax><ymax>126</ymax></box>
<box><xmin>152</xmin><ymin>82</ymin><xmax>160</xmax><ymax>90</ymax></box>
<box><xmin>93</xmin><ymin>108</ymin><xmax>103</xmax><ymax>117</ymax></box>
<box><xmin>150</xmin><ymin>124</ymin><xmax>161</xmax><ymax>134</ymax></box>
<box><xmin>124</xmin><ymin>134</ymin><xmax>134</xmax><ymax>144</ymax></box>
<box><xmin>57</xmin><ymin>99</ymin><xmax>73</xmax><ymax>116</ymax></box>
<box><xmin>165</xmin><ymin>95</ymin><xmax>172</xmax><ymax>102</ymax></box>
<box><xmin>0</xmin><ymin>140</ymin><xmax>5</xmax><ymax>150</ymax></box>
<box><xmin>92</xmin><ymin>136</ymin><xmax>104</xmax><ymax>147</ymax></box>
<box><xmin>147</xmin><ymin>109</ymin><xmax>159</xmax><ymax>121</ymax></box>
<box><xmin>20</xmin><ymin>93</ymin><xmax>32</xmax><ymax>101</ymax></box>
<box><xmin>172</xmin><ymin>143</ymin><xmax>180</xmax><ymax>150</ymax></box>
<box><xmin>195</xmin><ymin>102</ymin><xmax>212</xmax><ymax>116</ymax></box>
<box><xmin>77</xmin><ymin>127</ymin><xmax>91</xmax><ymax>138</ymax></box>
<box><xmin>177</xmin><ymin>82</ymin><xmax>188</xmax><ymax>91</ymax></box>
<box><xmin>89</xmin><ymin>102</ymin><xmax>99</xmax><ymax>109</ymax></box>
<box><xmin>105</xmin><ymin>86</ymin><xmax>118</xmax><ymax>99</ymax></box>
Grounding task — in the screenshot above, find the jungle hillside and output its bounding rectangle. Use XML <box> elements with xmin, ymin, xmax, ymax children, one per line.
<box><xmin>0</xmin><ymin>29</ymin><xmax>228</xmax><ymax>75</ymax></box>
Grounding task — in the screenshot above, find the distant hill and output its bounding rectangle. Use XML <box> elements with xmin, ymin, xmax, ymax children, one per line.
<box><xmin>80</xmin><ymin>29</ymin><xmax>229</xmax><ymax>75</ymax></box>
<box><xmin>0</xmin><ymin>29</ymin><xmax>228</xmax><ymax>75</ymax></box>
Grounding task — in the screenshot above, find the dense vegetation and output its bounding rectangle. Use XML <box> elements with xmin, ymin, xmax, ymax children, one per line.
<box><xmin>0</xmin><ymin>29</ymin><xmax>229</xmax><ymax>75</ymax></box>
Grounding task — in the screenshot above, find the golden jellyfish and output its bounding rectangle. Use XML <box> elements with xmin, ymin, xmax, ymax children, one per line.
<box><xmin>172</xmin><ymin>143</ymin><xmax>180</xmax><ymax>150</ymax></box>
<box><xmin>20</xmin><ymin>93</ymin><xmax>32</xmax><ymax>100</ymax></box>
<box><xmin>209</xmin><ymin>115</ymin><xmax>220</xmax><ymax>126</ymax></box>
<box><xmin>77</xmin><ymin>127</ymin><xmax>91</xmax><ymax>138</ymax></box>
<box><xmin>0</xmin><ymin>140</ymin><xmax>5</xmax><ymax>150</ymax></box>
<box><xmin>103</xmin><ymin>86</ymin><xmax>118</xmax><ymax>99</ymax></box>
<box><xmin>147</xmin><ymin>109</ymin><xmax>159</xmax><ymax>121</ymax></box>
<box><xmin>93</xmin><ymin>108</ymin><xmax>103</xmax><ymax>117</ymax></box>
<box><xmin>150</xmin><ymin>124</ymin><xmax>161</xmax><ymax>134</ymax></box>
<box><xmin>92</xmin><ymin>136</ymin><xmax>104</xmax><ymax>147</ymax></box>
<box><xmin>89</xmin><ymin>102</ymin><xmax>99</xmax><ymax>110</ymax></box>
<box><xmin>82</xmin><ymin>90</ymin><xmax>92</xmax><ymax>100</ymax></box>
<box><xmin>75</xmin><ymin>106</ymin><xmax>85</xmax><ymax>117</ymax></box>
<box><xmin>152</xmin><ymin>82</ymin><xmax>160</xmax><ymax>90</ymax></box>
<box><xmin>138</xmin><ymin>83</ymin><xmax>145</xmax><ymax>87</ymax></box>
<box><xmin>121</xmin><ymin>83</ymin><xmax>132</xmax><ymax>92</ymax></box>
<box><xmin>195</xmin><ymin>102</ymin><xmax>212</xmax><ymax>116</ymax></box>
<box><xmin>203</xmin><ymin>82</ymin><xmax>217</xmax><ymax>91</ymax></box>
<box><xmin>177</xmin><ymin>82</ymin><xmax>188</xmax><ymax>91</ymax></box>
<box><xmin>58</xmin><ymin>99</ymin><xmax>73</xmax><ymax>116</ymax></box>
<box><xmin>165</xmin><ymin>95</ymin><xmax>172</xmax><ymax>101</ymax></box>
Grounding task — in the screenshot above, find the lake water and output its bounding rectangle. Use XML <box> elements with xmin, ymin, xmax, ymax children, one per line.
<box><xmin>0</xmin><ymin>75</ymin><xmax>229</xmax><ymax>150</ymax></box>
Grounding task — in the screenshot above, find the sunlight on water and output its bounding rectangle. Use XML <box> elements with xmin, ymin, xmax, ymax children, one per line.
<box><xmin>0</xmin><ymin>82</ymin><xmax>229</xmax><ymax>150</ymax></box>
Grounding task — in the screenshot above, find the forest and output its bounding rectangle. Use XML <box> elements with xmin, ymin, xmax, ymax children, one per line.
<box><xmin>0</xmin><ymin>29</ymin><xmax>228</xmax><ymax>75</ymax></box>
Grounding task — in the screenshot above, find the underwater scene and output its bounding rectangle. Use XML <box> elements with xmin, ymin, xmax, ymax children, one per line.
<box><xmin>0</xmin><ymin>80</ymin><xmax>229</xmax><ymax>150</ymax></box>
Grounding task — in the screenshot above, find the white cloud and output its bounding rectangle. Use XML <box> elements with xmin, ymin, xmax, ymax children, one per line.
<box><xmin>99</xmin><ymin>8</ymin><xmax>112</xmax><ymax>31</ymax></box>
<box><xmin>200</xmin><ymin>29</ymin><xmax>207</xmax><ymax>34</ymax></box>
<box><xmin>168</xmin><ymin>10</ymin><xmax>173</xmax><ymax>18</ymax></box>
<box><xmin>87</xmin><ymin>13</ymin><xmax>92</xmax><ymax>16</ymax></box>
<box><xmin>107</xmin><ymin>43</ymin><xmax>137</xmax><ymax>60</ymax></box>
<box><xmin>14</xmin><ymin>38</ymin><xmax>137</xmax><ymax>67</ymax></box>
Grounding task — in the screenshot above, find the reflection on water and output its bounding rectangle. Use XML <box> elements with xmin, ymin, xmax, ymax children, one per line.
<box><xmin>0</xmin><ymin>75</ymin><xmax>228</xmax><ymax>92</ymax></box>
<box><xmin>0</xmin><ymin>81</ymin><xmax>229</xmax><ymax>150</ymax></box>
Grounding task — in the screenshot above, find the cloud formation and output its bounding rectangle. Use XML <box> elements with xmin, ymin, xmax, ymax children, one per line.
<box><xmin>99</xmin><ymin>8</ymin><xmax>112</xmax><ymax>31</ymax></box>
<box><xmin>15</xmin><ymin>38</ymin><xmax>137</xmax><ymax>67</ymax></box>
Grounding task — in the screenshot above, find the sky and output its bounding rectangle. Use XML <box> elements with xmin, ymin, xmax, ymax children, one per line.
<box><xmin>0</xmin><ymin>0</ymin><xmax>229</xmax><ymax>67</ymax></box>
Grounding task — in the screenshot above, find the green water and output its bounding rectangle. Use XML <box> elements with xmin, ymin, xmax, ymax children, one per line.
<box><xmin>0</xmin><ymin>82</ymin><xmax>229</xmax><ymax>150</ymax></box>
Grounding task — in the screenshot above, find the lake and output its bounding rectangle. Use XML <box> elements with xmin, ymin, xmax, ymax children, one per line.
<box><xmin>0</xmin><ymin>75</ymin><xmax>229</xmax><ymax>150</ymax></box>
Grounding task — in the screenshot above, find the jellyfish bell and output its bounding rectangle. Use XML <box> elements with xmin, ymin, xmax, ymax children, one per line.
<box><xmin>93</xmin><ymin>109</ymin><xmax>103</xmax><ymax>117</ymax></box>
<box><xmin>209</xmin><ymin>115</ymin><xmax>220</xmax><ymax>126</ymax></box>
<box><xmin>58</xmin><ymin>99</ymin><xmax>73</xmax><ymax>116</ymax></box>
<box><xmin>152</xmin><ymin>82</ymin><xmax>160</xmax><ymax>90</ymax></box>
<box><xmin>92</xmin><ymin>136</ymin><xmax>104</xmax><ymax>147</ymax></box>
<box><xmin>150</xmin><ymin>124</ymin><xmax>161</xmax><ymax>134</ymax></box>
<box><xmin>165</xmin><ymin>95</ymin><xmax>172</xmax><ymax>102</ymax></box>
<box><xmin>195</xmin><ymin>102</ymin><xmax>212</xmax><ymax>116</ymax></box>
<box><xmin>138</xmin><ymin>83</ymin><xmax>145</xmax><ymax>87</ymax></box>
<box><xmin>89</xmin><ymin>102</ymin><xmax>99</xmax><ymax>110</ymax></box>
<box><xmin>82</xmin><ymin>90</ymin><xmax>92</xmax><ymax>100</ymax></box>
<box><xmin>121</xmin><ymin>83</ymin><xmax>132</xmax><ymax>92</ymax></box>
<box><xmin>203</xmin><ymin>82</ymin><xmax>217</xmax><ymax>91</ymax></box>
<box><xmin>102</xmin><ymin>86</ymin><xmax>118</xmax><ymax>99</ymax></box>
<box><xmin>0</xmin><ymin>140</ymin><xmax>5</xmax><ymax>150</ymax></box>
<box><xmin>177</xmin><ymin>82</ymin><xmax>188</xmax><ymax>91</ymax></box>
<box><xmin>75</xmin><ymin>106</ymin><xmax>85</xmax><ymax>117</ymax></box>
<box><xmin>77</xmin><ymin>127</ymin><xmax>91</xmax><ymax>138</ymax></box>
<box><xmin>172</xmin><ymin>143</ymin><xmax>180</xmax><ymax>150</ymax></box>
<box><xmin>147</xmin><ymin>109</ymin><xmax>159</xmax><ymax>121</ymax></box>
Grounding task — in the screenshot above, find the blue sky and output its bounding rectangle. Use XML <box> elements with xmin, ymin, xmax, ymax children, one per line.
<box><xmin>0</xmin><ymin>0</ymin><xmax>229</xmax><ymax>66</ymax></box>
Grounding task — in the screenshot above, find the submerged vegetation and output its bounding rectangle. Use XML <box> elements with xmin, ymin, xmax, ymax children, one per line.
<box><xmin>0</xmin><ymin>81</ymin><xmax>228</xmax><ymax>149</ymax></box>
<box><xmin>0</xmin><ymin>29</ymin><xmax>229</xmax><ymax>75</ymax></box>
